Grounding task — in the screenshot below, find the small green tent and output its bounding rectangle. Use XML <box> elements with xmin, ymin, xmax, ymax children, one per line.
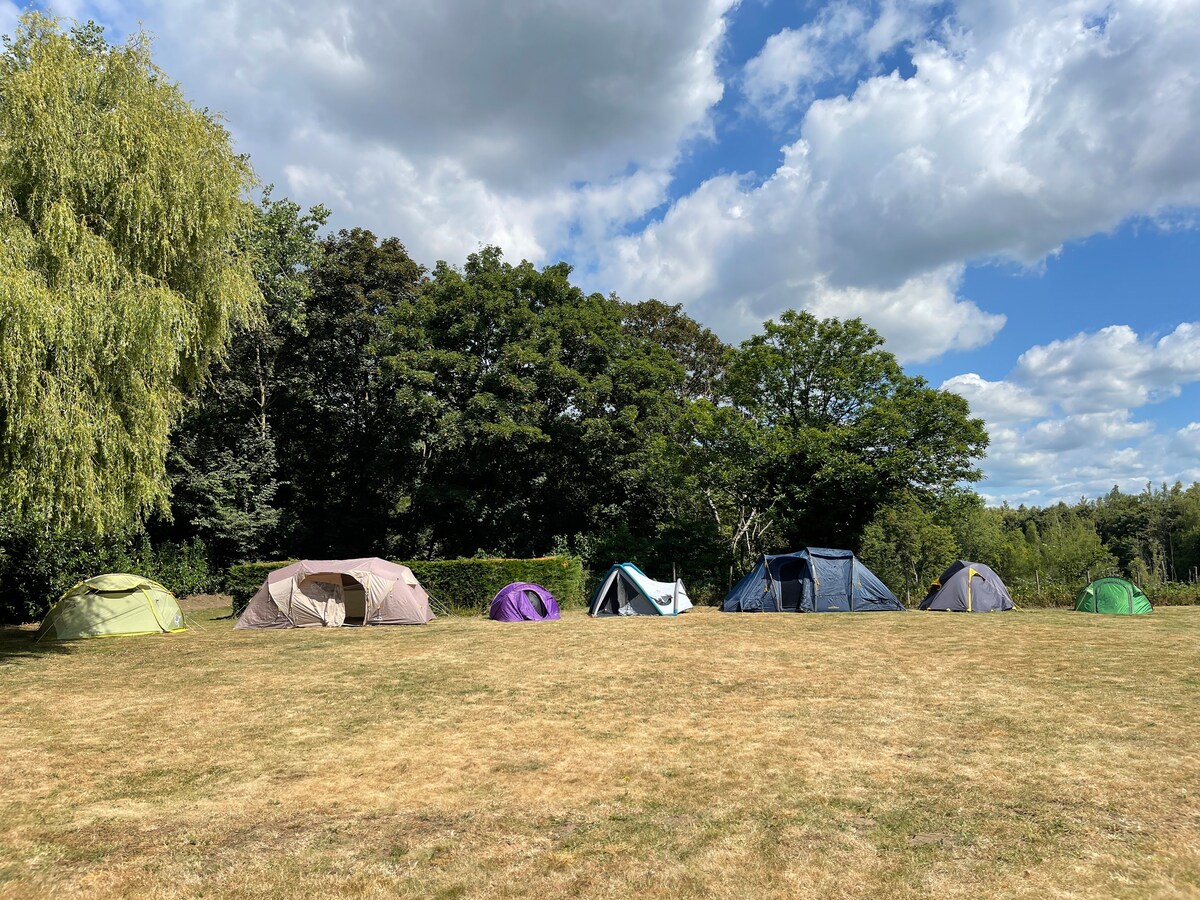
<box><xmin>1074</xmin><ymin>577</ymin><xmax>1152</xmax><ymax>615</ymax></box>
<box><xmin>35</xmin><ymin>574</ymin><xmax>186</xmax><ymax>641</ymax></box>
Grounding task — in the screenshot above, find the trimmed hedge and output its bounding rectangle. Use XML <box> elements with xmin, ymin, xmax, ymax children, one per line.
<box><xmin>226</xmin><ymin>556</ymin><xmax>586</xmax><ymax>616</ymax></box>
<box><xmin>226</xmin><ymin>560</ymin><xmax>294</xmax><ymax>614</ymax></box>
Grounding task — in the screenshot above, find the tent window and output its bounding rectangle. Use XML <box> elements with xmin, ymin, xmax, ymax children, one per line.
<box><xmin>525</xmin><ymin>590</ymin><xmax>547</xmax><ymax>617</ymax></box>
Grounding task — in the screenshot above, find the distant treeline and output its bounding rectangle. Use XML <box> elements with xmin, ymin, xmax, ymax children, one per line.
<box><xmin>862</xmin><ymin>483</ymin><xmax>1200</xmax><ymax>606</ymax></box>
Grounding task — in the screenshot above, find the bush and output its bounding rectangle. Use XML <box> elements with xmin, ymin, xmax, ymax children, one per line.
<box><xmin>0</xmin><ymin>519</ymin><xmax>216</xmax><ymax>624</ymax></box>
<box><xmin>225</xmin><ymin>561</ymin><xmax>292</xmax><ymax>614</ymax></box>
<box><xmin>134</xmin><ymin>538</ymin><xmax>215</xmax><ymax>597</ymax></box>
<box><xmin>1007</xmin><ymin>578</ymin><xmax>1200</xmax><ymax>608</ymax></box>
<box><xmin>1142</xmin><ymin>581</ymin><xmax>1200</xmax><ymax>606</ymax></box>
<box><xmin>409</xmin><ymin>557</ymin><xmax>586</xmax><ymax>615</ymax></box>
<box><xmin>226</xmin><ymin>556</ymin><xmax>586</xmax><ymax>616</ymax></box>
<box><xmin>1006</xmin><ymin>580</ymin><xmax>1081</xmax><ymax>608</ymax></box>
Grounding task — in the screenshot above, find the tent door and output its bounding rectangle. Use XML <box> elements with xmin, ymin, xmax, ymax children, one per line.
<box><xmin>618</xmin><ymin>576</ymin><xmax>636</xmax><ymax>614</ymax></box>
<box><xmin>774</xmin><ymin>559</ymin><xmax>805</xmax><ymax>612</ymax></box>
<box><xmin>293</xmin><ymin>576</ymin><xmax>348</xmax><ymax>627</ymax></box>
<box><xmin>342</xmin><ymin>576</ymin><xmax>367</xmax><ymax>625</ymax></box>
<box><xmin>594</xmin><ymin>571</ymin><xmax>623</xmax><ymax>615</ymax></box>
<box><xmin>619</xmin><ymin>574</ymin><xmax>657</xmax><ymax>615</ymax></box>
<box><xmin>525</xmin><ymin>590</ymin><xmax>547</xmax><ymax>618</ymax></box>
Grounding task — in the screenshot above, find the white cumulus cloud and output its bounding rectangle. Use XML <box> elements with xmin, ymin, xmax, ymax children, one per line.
<box><xmin>944</xmin><ymin>322</ymin><xmax>1200</xmax><ymax>503</ymax></box>
<box><xmin>1014</xmin><ymin>323</ymin><xmax>1200</xmax><ymax>414</ymax></box>
<box><xmin>91</xmin><ymin>0</ymin><xmax>735</xmax><ymax>267</ymax></box>
<box><xmin>45</xmin><ymin>0</ymin><xmax>1200</xmax><ymax>367</ymax></box>
<box><xmin>604</xmin><ymin>0</ymin><xmax>1200</xmax><ymax>361</ymax></box>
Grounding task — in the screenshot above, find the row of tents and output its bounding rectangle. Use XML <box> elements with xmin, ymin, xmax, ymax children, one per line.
<box><xmin>33</xmin><ymin>549</ymin><xmax>1153</xmax><ymax>641</ymax></box>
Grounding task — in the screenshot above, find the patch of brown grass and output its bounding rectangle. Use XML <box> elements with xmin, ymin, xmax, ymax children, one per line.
<box><xmin>1</xmin><ymin>606</ymin><xmax>1198</xmax><ymax>898</ymax></box>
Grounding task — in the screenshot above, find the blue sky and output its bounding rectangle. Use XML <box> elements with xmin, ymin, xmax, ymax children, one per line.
<box><xmin>5</xmin><ymin>0</ymin><xmax>1200</xmax><ymax>505</ymax></box>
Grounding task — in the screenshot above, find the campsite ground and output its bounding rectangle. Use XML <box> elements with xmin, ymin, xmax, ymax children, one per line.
<box><xmin>1</xmin><ymin>605</ymin><xmax>1197</xmax><ymax>899</ymax></box>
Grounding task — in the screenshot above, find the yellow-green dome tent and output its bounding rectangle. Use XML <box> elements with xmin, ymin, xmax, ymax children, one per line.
<box><xmin>35</xmin><ymin>574</ymin><xmax>186</xmax><ymax>641</ymax></box>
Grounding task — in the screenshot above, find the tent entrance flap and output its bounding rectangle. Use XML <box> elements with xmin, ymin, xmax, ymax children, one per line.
<box><xmin>525</xmin><ymin>590</ymin><xmax>548</xmax><ymax>617</ymax></box>
<box><xmin>773</xmin><ymin>558</ymin><xmax>805</xmax><ymax>611</ymax></box>
<box><xmin>293</xmin><ymin>575</ymin><xmax>348</xmax><ymax>627</ymax></box>
<box><xmin>341</xmin><ymin>575</ymin><xmax>367</xmax><ymax>624</ymax></box>
<box><xmin>614</xmin><ymin>572</ymin><xmax>656</xmax><ymax>615</ymax></box>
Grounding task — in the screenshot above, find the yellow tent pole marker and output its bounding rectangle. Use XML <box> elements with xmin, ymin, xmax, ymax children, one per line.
<box><xmin>78</xmin><ymin>629</ymin><xmax>168</xmax><ymax>641</ymax></box>
<box><xmin>967</xmin><ymin>568</ymin><xmax>976</xmax><ymax>612</ymax></box>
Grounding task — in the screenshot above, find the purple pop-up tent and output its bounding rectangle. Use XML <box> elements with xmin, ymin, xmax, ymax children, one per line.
<box><xmin>489</xmin><ymin>582</ymin><xmax>561</xmax><ymax>622</ymax></box>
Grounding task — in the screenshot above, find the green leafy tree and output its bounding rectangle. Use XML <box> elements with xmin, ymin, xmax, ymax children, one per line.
<box><xmin>622</xmin><ymin>299</ymin><xmax>727</xmax><ymax>402</ymax></box>
<box><xmin>1034</xmin><ymin>505</ymin><xmax>1116</xmax><ymax>583</ymax></box>
<box><xmin>860</xmin><ymin>492</ymin><xmax>960</xmax><ymax>603</ymax></box>
<box><xmin>161</xmin><ymin>191</ymin><xmax>329</xmax><ymax>566</ymax></box>
<box><xmin>941</xmin><ymin>491</ymin><xmax>1008</xmax><ymax>567</ymax></box>
<box><xmin>724</xmin><ymin>311</ymin><xmax>988</xmax><ymax>548</ymax></box>
<box><xmin>0</xmin><ymin>14</ymin><xmax>259</xmax><ymax>534</ymax></box>
<box><xmin>682</xmin><ymin>401</ymin><xmax>783</xmax><ymax>569</ymax></box>
<box><xmin>379</xmin><ymin>248</ymin><xmax>698</xmax><ymax>560</ymax></box>
<box><xmin>1175</xmin><ymin>483</ymin><xmax>1200</xmax><ymax>581</ymax></box>
<box><xmin>273</xmin><ymin>228</ymin><xmax>425</xmax><ymax>557</ymax></box>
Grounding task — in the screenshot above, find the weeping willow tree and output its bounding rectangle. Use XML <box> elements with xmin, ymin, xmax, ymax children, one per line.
<box><xmin>0</xmin><ymin>14</ymin><xmax>261</xmax><ymax>534</ymax></box>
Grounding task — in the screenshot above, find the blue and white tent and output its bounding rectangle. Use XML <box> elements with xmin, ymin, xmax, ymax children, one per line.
<box><xmin>723</xmin><ymin>547</ymin><xmax>902</xmax><ymax>613</ymax></box>
<box><xmin>589</xmin><ymin>563</ymin><xmax>693</xmax><ymax>617</ymax></box>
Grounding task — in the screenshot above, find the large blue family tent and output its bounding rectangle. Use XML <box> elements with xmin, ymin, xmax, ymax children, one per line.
<box><xmin>723</xmin><ymin>548</ymin><xmax>903</xmax><ymax>613</ymax></box>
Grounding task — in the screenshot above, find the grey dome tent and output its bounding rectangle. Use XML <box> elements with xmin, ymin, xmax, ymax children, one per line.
<box><xmin>722</xmin><ymin>548</ymin><xmax>902</xmax><ymax>612</ymax></box>
<box><xmin>919</xmin><ymin>561</ymin><xmax>1013</xmax><ymax>612</ymax></box>
<box><xmin>589</xmin><ymin>563</ymin><xmax>692</xmax><ymax>617</ymax></box>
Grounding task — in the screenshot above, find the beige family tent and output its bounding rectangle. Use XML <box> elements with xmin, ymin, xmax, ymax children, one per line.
<box><xmin>235</xmin><ymin>558</ymin><xmax>433</xmax><ymax>629</ymax></box>
<box><xmin>36</xmin><ymin>573</ymin><xmax>186</xmax><ymax>641</ymax></box>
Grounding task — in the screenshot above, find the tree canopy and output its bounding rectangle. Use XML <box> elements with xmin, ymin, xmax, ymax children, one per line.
<box><xmin>0</xmin><ymin>14</ymin><xmax>259</xmax><ymax>534</ymax></box>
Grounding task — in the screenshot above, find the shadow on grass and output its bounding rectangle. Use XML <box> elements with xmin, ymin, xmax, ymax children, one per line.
<box><xmin>0</xmin><ymin>625</ymin><xmax>72</xmax><ymax>660</ymax></box>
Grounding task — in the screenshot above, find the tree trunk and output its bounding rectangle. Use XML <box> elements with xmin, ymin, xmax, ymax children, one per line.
<box><xmin>255</xmin><ymin>346</ymin><xmax>268</xmax><ymax>440</ymax></box>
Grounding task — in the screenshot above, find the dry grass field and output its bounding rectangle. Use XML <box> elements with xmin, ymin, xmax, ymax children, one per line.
<box><xmin>1</xmin><ymin>603</ymin><xmax>1198</xmax><ymax>899</ymax></box>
